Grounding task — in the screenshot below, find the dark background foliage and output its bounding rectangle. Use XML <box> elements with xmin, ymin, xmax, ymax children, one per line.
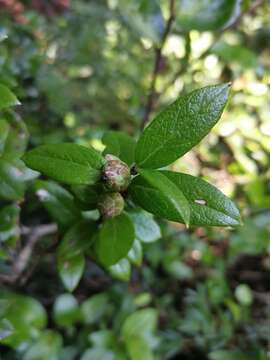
<box><xmin>0</xmin><ymin>0</ymin><xmax>270</xmax><ymax>359</ymax></box>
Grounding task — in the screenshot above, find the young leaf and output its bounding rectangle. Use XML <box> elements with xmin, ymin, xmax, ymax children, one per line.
<box><xmin>22</xmin><ymin>143</ymin><xmax>104</xmax><ymax>185</ymax></box>
<box><xmin>131</xmin><ymin>170</ymin><xmax>241</xmax><ymax>226</ymax></box>
<box><xmin>96</xmin><ymin>213</ymin><xmax>135</xmax><ymax>266</ymax></box>
<box><xmin>130</xmin><ymin>169</ymin><xmax>190</xmax><ymax>226</ymax></box>
<box><xmin>0</xmin><ymin>84</ymin><xmax>20</xmax><ymax>110</ymax></box>
<box><xmin>102</xmin><ymin>131</ymin><xmax>136</xmax><ymax>166</ymax></box>
<box><xmin>136</xmin><ymin>84</ymin><xmax>230</xmax><ymax>169</ymax></box>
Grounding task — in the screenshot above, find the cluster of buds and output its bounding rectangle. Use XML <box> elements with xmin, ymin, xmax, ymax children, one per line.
<box><xmin>98</xmin><ymin>154</ymin><xmax>131</xmax><ymax>219</ymax></box>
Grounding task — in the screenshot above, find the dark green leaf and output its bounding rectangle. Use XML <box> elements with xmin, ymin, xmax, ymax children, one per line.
<box><xmin>131</xmin><ymin>170</ymin><xmax>241</xmax><ymax>226</ymax></box>
<box><xmin>3</xmin><ymin>113</ymin><xmax>29</xmax><ymax>156</ymax></box>
<box><xmin>176</xmin><ymin>0</ymin><xmax>241</xmax><ymax>32</ymax></box>
<box><xmin>23</xmin><ymin>143</ymin><xmax>104</xmax><ymax>185</ymax></box>
<box><xmin>128</xmin><ymin>209</ymin><xmax>161</xmax><ymax>243</ymax></box>
<box><xmin>0</xmin><ymin>84</ymin><xmax>20</xmax><ymax>110</ymax></box>
<box><xmin>0</xmin><ymin>119</ymin><xmax>9</xmax><ymax>155</ymax></box>
<box><xmin>102</xmin><ymin>131</ymin><xmax>136</xmax><ymax>165</ymax></box>
<box><xmin>35</xmin><ymin>180</ymin><xmax>81</xmax><ymax>230</ymax></box>
<box><xmin>135</xmin><ymin>84</ymin><xmax>230</xmax><ymax>169</ymax></box>
<box><xmin>130</xmin><ymin>169</ymin><xmax>190</xmax><ymax>226</ymax></box>
<box><xmin>58</xmin><ymin>220</ymin><xmax>97</xmax><ymax>260</ymax></box>
<box><xmin>71</xmin><ymin>184</ymin><xmax>100</xmax><ymax>210</ymax></box>
<box><xmin>96</xmin><ymin>213</ymin><xmax>135</xmax><ymax>266</ymax></box>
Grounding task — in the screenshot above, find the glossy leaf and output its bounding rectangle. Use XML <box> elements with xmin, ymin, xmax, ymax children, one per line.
<box><xmin>35</xmin><ymin>180</ymin><xmax>81</xmax><ymax>230</ymax></box>
<box><xmin>109</xmin><ymin>258</ymin><xmax>131</xmax><ymax>281</ymax></box>
<box><xmin>96</xmin><ymin>213</ymin><xmax>135</xmax><ymax>266</ymax></box>
<box><xmin>0</xmin><ymin>84</ymin><xmax>20</xmax><ymax>110</ymax></box>
<box><xmin>0</xmin><ymin>119</ymin><xmax>9</xmax><ymax>155</ymax></box>
<box><xmin>22</xmin><ymin>143</ymin><xmax>104</xmax><ymax>185</ymax></box>
<box><xmin>81</xmin><ymin>348</ymin><xmax>115</xmax><ymax>360</ymax></box>
<box><xmin>53</xmin><ymin>294</ymin><xmax>80</xmax><ymax>327</ymax></box>
<box><xmin>130</xmin><ymin>169</ymin><xmax>190</xmax><ymax>226</ymax></box>
<box><xmin>0</xmin><ymin>293</ymin><xmax>47</xmax><ymax>347</ymax></box>
<box><xmin>0</xmin><ymin>204</ymin><xmax>20</xmax><ymax>244</ymax></box>
<box><xmin>58</xmin><ymin>220</ymin><xmax>97</xmax><ymax>260</ymax></box>
<box><xmin>3</xmin><ymin>114</ymin><xmax>29</xmax><ymax>156</ymax></box>
<box><xmin>57</xmin><ymin>252</ymin><xmax>85</xmax><ymax>292</ymax></box>
<box><xmin>23</xmin><ymin>330</ymin><xmax>62</xmax><ymax>360</ymax></box>
<box><xmin>127</xmin><ymin>239</ymin><xmax>143</xmax><ymax>266</ymax></box>
<box><xmin>103</xmin><ymin>130</ymin><xmax>136</xmax><ymax>165</ymax></box>
<box><xmin>81</xmin><ymin>293</ymin><xmax>109</xmax><ymax>325</ymax></box>
<box><xmin>176</xmin><ymin>0</ymin><xmax>241</xmax><ymax>32</ymax></box>
<box><xmin>128</xmin><ymin>209</ymin><xmax>161</xmax><ymax>243</ymax></box>
<box><xmin>122</xmin><ymin>308</ymin><xmax>158</xmax><ymax>339</ymax></box>
<box><xmin>131</xmin><ymin>170</ymin><xmax>241</xmax><ymax>226</ymax></box>
<box><xmin>135</xmin><ymin>84</ymin><xmax>230</xmax><ymax>169</ymax></box>
<box><xmin>0</xmin><ymin>158</ymin><xmax>25</xmax><ymax>201</ymax></box>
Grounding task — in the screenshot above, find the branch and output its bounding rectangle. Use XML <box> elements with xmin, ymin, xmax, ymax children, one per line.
<box><xmin>141</xmin><ymin>0</ymin><xmax>175</xmax><ymax>130</ymax></box>
<box><xmin>0</xmin><ymin>224</ymin><xmax>57</xmax><ymax>285</ymax></box>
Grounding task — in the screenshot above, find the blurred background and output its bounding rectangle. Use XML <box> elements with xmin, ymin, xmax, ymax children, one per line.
<box><xmin>0</xmin><ymin>0</ymin><xmax>270</xmax><ymax>359</ymax></box>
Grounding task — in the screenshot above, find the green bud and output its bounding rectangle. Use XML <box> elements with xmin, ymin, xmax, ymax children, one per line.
<box><xmin>98</xmin><ymin>192</ymin><xmax>124</xmax><ymax>219</ymax></box>
<box><xmin>102</xmin><ymin>154</ymin><xmax>131</xmax><ymax>192</ymax></box>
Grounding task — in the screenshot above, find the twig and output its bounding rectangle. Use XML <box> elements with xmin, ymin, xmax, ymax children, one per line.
<box><xmin>0</xmin><ymin>224</ymin><xmax>57</xmax><ymax>285</ymax></box>
<box><xmin>141</xmin><ymin>0</ymin><xmax>176</xmax><ymax>130</ymax></box>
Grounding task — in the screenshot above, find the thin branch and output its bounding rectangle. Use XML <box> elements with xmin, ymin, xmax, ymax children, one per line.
<box><xmin>0</xmin><ymin>224</ymin><xmax>57</xmax><ymax>285</ymax></box>
<box><xmin>141</xmin><ymin>0</ymin><xmax>176</xmax><ymax>130</ymax></box>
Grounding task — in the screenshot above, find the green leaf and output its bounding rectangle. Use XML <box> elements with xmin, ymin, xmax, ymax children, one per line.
<box><xmin>71</xmin><ymin>184</ymin><xmax>101</xmax><ymax>210</ymax></box>
<box><xmin>212</xmin><ymin>41</ymin><xmax>257</xmax><ymax>69</ymax></box>
<box><xmin>0</xmin><ymin>158</ymin><xmax>25</xmax><ymax>201</ymax></box>
<box><xmin>81</xmin><ymin>348</ymin><xmax>114</xmax><ymax>360</ymax></box>
<box><xmin>35</xmin><ymin>180</ymin><xmax>81</xmax><ymax>230</ymax></box>
<box><xmin>209</xmin><ymin>350</ymin><xmax>249</xmax><ymax>360</ymax></box>
<box><xmin>96</xmin><ymin>213</ymin><xmax>135</xmax><ymax>266</ymax></box>
<box><xmin>135</xmin><ymin>84</ymin><xmax>230</xmax><ymax>169</ymax></box>
<box><xmin>109</xmin><ymin>258</ymin><xmax>131</xmax><ymax>281</ymax></box>
<box><xmin>22</xmin><ymin>143</ymin><xmax>104</xmax><ymax>185</ymax></box>
<box><xmin>128</xmin><ymin>239</ymin><xmax>143</xmax><ymax>266</ymax></box>
<box><xmin>0</xmin><ymin>84</ymin><xmax>20</xmax><ymax>110</ymax></box>
<box><xmin>57</xmin><ymin>252</ymin><xmax>85</xmax><ymax>292</ymax></box>
<box><xmin>176</xmin><ymin>0</ymin><xmax>241</xmax><ymax>32</ymax></box>
<box><xmin>131</xmin><ymin>170</ymin><xmax>241</xmax><ymax>226</ymax></box>
<box><xmin>122</xmin><ymin>308</ymin><xmax>158</xmax><ymax>339</ymax></box>
<box><xmin>0</xmin><ymin>319</ymin><xmax>13</xmax><ymax>341</ymax></box>
<box><xmin>0</xmin><ymin>119</ymin><xmax>10</xmax><ymax>155</ymax></box>
<box><xmin>58</xmin><ymin>220</ymin><xmax>97</xmax><ymax>261</ymax></box>
<box><xmin>81</xmin><ymin>293</ymin><xmax>109</xmax><ymax>325</ymax></box>
<box><xmin>102</xmin><ymin>131</ymin><xmax>136</xmax><ymax>165</ymax></box>
<box><xmin>3</xmin><ymin>113</ymin><xmax>29</xmax><ymax>156</ymax></box>
<box><xmin>125</xmin><ymin>336</ymin><xmax>154</xmax><ymax>360</ymax></box>
<box><xmin>0</xmin><ymin>204</ymin><xmax>20</xmax><ymax>245</ymax></box>
<box><xmin>23</xmin><ymin>330</ymin><xmax>62</xmax><ymax>360</ymax></box>
<box><xmin>122</xmin><ymin>308</ymin><xmax>158</xmax><ymax>359</ymax></box>
<box><xmin>128</xmin><ymin>209</ymin><xmax>161</xmax><ymax>243</ymax></box>
<box><xmin>130</xmin><ymin>169</ymin><xmax>190</xmax><ymax>226</ymax></box>
<box><xmin>0</xmin><ymin>292</ymin><xmax>47</xmax><ymax>347</ymax></box>
<box><xmin>53</xmin><ymin>294</ymin><xmax>80</xmax><ymax>327</ymax></box>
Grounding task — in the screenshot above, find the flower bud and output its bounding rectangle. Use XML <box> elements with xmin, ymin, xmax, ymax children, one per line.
<box><xmin>98</xmin><ymin>192</ymin><xmax>124</xmax><ymax>219</ymax></box>
<box><xmin>102</xmin><ymin>154</ymin><xmax>131</xmax><ymax>192</ymax></box>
